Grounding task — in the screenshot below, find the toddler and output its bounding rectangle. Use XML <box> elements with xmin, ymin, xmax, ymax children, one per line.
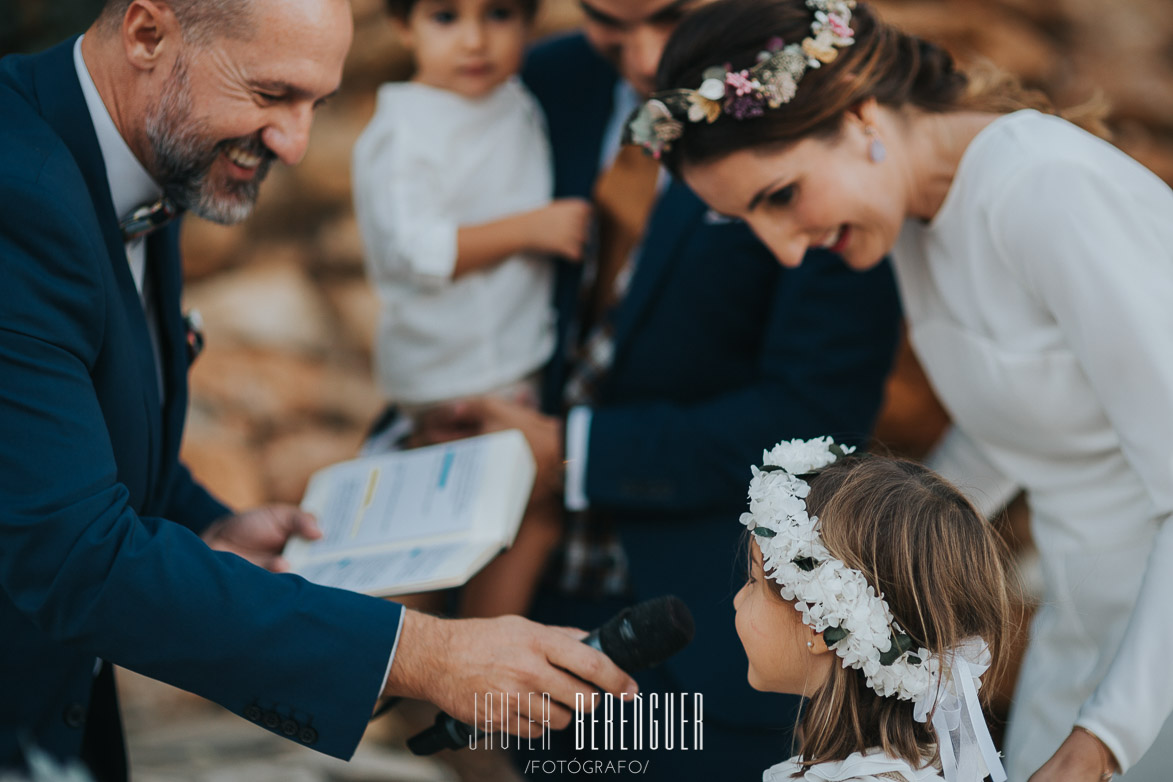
<box><xmin>735</xmin><ymin>438</ymin><xmax>1013</xmax><ymax>782</ymax></box>
<box><xmin>353</xmin><ymin>0</ymin><xmax>589</xmax><ymax>616</ymax></box>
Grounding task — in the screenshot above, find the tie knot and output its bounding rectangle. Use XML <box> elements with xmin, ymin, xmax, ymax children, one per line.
<box><xmin>120</xmin><ymin>196</ymin><xmax>179</xmax><ymax>243</ymax></box>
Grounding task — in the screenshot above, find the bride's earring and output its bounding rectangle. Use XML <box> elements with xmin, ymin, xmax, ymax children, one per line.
<box><xmin>807</xmin><ymin>640</ymin><xmax>814</xmax><ymax>649</ymax></box>
<box><xmin>866</xmin><ymin>126</ymin><xmax>886</xmax><ymax>163</ymax></box>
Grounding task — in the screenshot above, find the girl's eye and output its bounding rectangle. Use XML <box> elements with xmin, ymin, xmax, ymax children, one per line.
<box><xmin>431</xmin><ymin>10</ymin><xmax>456</xmax><ymax>23</ymax></box>
<box><xmin>767</xmin><ymin>184</ymin><xmax>797</xmax><ymax>207</ymax></box>
<box><xmin>487</xmin><ymin>6</ymin><xmax>516</xmax><ymax>21</ymax></box>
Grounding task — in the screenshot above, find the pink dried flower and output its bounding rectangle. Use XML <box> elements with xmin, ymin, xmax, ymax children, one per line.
<box><xmin>725</xmin><ymin>70</ymin><xmax>757</xmax><ymax>97</ymax></box>
<box><xmin>828</xmin><ymin>13</ymin><xmax>853</xmax><ymax>40</ymax></box>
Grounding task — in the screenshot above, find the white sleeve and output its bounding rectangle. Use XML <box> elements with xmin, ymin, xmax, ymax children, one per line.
<box><xmin>926</xmin><ymin>425</ymin><xmax>1020</xmax><ymax>520</ymax></box>
<box><xmin>991</xmin><ymin>157</ymin><xmax>1173</xmax><ymax>772</ymax></box>
<box><xmin>353</xmin><ymin>121</ymin><xmax>458</xmax><ymax>289</ymax></box>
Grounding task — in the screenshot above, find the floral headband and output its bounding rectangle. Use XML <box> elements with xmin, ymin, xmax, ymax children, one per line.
<box><xmin>625</xmin><ymin>0</ymin><xmax>856</xmax><ymax>158</ymax></box>
<box><xmin>741</xmin><ymin>438</ymin><xmax>1007</xmax><ymax>782</ymax></box>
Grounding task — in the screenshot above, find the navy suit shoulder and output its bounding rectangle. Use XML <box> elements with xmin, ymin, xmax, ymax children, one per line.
<box><xmin>0</xmin><ymin>52</ymin><xmax>96</xmax><ymax>235</ymax></box>
<box><xmin>523</xmin><ymin>31</ymin><xmax>613</xmax><ymax>101</ymax></box>
<box><xmin>0</xmin><ymin>109</ymin><xmax>109</xmax><ymax>367</ymax></box>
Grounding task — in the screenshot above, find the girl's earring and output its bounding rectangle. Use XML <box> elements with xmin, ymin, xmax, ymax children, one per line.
<box><xmin>866</xmin><ymin>126</ymin><xmax>886</xmax><ymax>163</ymax></box>
<box><xmin>807</xmin><ymin>640</ymin><xmax>814</xmax><ymax>649</ymax></box>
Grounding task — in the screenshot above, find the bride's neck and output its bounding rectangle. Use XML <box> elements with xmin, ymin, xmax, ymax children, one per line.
<box><xmin>904</xmin><ymin>111</ymin><xmax>1002</xmax><ymax>222</ymax></box>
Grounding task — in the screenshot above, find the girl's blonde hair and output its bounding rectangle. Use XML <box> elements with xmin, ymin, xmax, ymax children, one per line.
<box><xmin>766</xmin><ymin>456</ymin><xmax>1015</xmax><ymax>771</ymax></box>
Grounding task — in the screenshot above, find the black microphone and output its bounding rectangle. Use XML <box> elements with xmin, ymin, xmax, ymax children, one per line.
<box><xmin>406</xmin><ymin>595</ymin><xmax>695</xmax><ymax>755</ymax></box>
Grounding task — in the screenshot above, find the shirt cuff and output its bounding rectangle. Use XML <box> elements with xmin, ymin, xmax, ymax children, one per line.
<box><xmin>564</xmin><ymin>406</ymin><xmax>592</xmax><ymax>511</ymax></box>
<box><xmin>404</xmin><ymin>222</ymin><xmax>459</xmax><ymax>286</ymax></box>
<box><xmin>378</xmin><ymin>607</ymin><xmax>408</xmax><ymax>695</ymax></box>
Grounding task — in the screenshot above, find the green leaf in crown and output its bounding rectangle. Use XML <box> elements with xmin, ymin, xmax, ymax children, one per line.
<box><xmin>879</xmin><ymin>632</ymin><xmax>915</xmax><ymax>665</ymax></box>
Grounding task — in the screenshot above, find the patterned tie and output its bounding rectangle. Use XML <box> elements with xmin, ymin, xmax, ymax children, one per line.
<box><xmin>119</xmin><ymin>196</ymin><xmax>179</xmax><ymax>243</ymax></box>
<box><xmin>554</xmin><ymin>144</ymin><xmax>661</xmax><ymax>597</ymax></box>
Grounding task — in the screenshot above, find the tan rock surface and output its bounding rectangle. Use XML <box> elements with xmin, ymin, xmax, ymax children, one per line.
<box><xmin>184</xmin><ymin>255</ymin><xmax>336</xmax><ymax>356</ymax></box>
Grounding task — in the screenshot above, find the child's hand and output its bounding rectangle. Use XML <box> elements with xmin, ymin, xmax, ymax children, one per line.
<box><xmin>532</xmin><ymin>198</ymin><xmax>593</xmax><ymax>261</ymax></box>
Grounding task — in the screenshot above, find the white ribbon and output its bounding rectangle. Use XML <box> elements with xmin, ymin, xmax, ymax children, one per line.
<box><xmin>912</xmin><ymin>638</ymin><xmax>1007</xmax><ymax>782</ymax></box>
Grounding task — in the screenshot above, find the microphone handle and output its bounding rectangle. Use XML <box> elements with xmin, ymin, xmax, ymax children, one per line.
<box><xmin>407</xmin><ymin>712</ymin><xmax>481</xmax><ymax>755</ymax></box>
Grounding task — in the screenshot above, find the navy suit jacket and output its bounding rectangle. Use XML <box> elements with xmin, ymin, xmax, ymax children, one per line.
<box><xmin>0</xmin><ymin>39</ymin><xmax>402</xmax><ymax>769</ymax></box>
<box><xmin>524</xmin><ymin>34</ymin><xmax>902</xmax><ymax>727</ymax></box>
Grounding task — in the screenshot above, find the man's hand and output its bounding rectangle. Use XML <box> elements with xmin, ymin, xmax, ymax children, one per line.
<box><xmin>415</xmin><ymin>396</ymin><xmax>565</xmax><ymax>503</ymax></box>
<box><xmin>384</xmin><ymin>611</ymin><xmax>638</xmax><ymax>738</ymax></box>
<box><xmin>202</xmin><ymin>505</ymin><xmax>322</xmax><ymax>573</ymax></box>
<box><xmin>1029</xmin><ymin>728</ymin><xmax>1117</xmax><ymax>782</ymax></box>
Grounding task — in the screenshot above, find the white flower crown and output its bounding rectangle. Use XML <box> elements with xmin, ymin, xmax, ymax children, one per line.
<box><xmin>741</xmin><ymin>437</ymin><xmax>939</xmax><ymax>701</ymax></box>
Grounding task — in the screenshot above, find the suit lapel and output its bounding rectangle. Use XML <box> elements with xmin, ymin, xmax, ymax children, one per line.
<box><xmin>609</xmin><ymin>181</ymin><xmax>706</xmax><ymax>356</ymax></box>
<box><xmin>33</xmin><ymin>37</ymin><xmax>166</xmax><ymax>489</ymax></box>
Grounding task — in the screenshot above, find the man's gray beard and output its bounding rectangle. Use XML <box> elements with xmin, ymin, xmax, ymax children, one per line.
<box><xmin>144</xmin><ymin>57</ymin><xmax>273</xmax><ymax>226</ymax></box>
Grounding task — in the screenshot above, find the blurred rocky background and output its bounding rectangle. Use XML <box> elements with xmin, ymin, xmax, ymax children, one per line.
<box><xmin>1</xmin><ymin>0</ymin><xmax>1171</xmax><ymax>778</ymax></box>
<box><xmin>6</xmin><ymin>0</ymin><xmax>1167</xmax><ymax>514</ymax></box>
<box><xmin>5</xmin><ymin>0</ymin><xmax>1165</xmax><ymax>512</ymax></box>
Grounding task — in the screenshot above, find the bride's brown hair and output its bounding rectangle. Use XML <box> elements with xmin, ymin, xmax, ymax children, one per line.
<box><xmin>761</xmin><ymin>456</ymin><xmax>1015</xmax><ymax>772</ymax></box>
<box><xmin>655</xmin><ymin>0</ymin><xmax>1107</xmax><ymax>174</ymax></box>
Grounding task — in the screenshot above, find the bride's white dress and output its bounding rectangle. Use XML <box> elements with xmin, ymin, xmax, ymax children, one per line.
<box><xmin>891</xmin><ymin>110</ymin><xmax>1173</xmax><ymax>780</ymax></box>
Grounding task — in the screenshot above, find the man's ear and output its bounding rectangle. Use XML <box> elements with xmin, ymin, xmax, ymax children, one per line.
<box><xmin>122</xmin><ymin>0</ymin><xmax>179</xmax><ymax>71</ymax></box>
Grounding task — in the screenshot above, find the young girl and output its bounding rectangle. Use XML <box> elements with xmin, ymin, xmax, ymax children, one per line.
<box><xmin>735</xmin><ymin>437</ymin><xmax>1013</xmax><ymax>781</ymax></box>
<box><xmin>353</xmin><ymin>0</ymin><xmax>590</xmax><ymax>618</ymax></box>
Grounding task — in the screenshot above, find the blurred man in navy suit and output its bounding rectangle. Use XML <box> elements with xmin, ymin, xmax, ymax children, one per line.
<box><xmin>416</xmin><ymin>1</ymin><xmax>903</xmax><ymax>778</ymax></box>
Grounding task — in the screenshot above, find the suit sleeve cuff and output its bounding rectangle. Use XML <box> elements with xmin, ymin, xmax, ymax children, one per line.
<box><xmin>564</xmin><ymin>406</ymin><xmax>592</xmax><ymax>511</ymax></box>
<box><xmin>379</xmin><ymin>607</ymin><xmax>408</xmax><ymax>695</ymax></box>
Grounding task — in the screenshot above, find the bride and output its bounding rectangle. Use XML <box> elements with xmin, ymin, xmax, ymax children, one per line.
<box><xmin>628</xmin><ymin>0</ymin><xmax>1173</xmax><ymax>779</ymax></box>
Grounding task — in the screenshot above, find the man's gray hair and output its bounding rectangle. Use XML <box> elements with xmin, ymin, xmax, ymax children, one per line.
<box><xmin>98</xmin><ymin>0</ymin><xmax>256</xmax><ymax>46</ymax></box>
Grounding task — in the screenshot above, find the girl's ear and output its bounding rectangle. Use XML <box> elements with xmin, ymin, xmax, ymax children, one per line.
<box><xmin>809</xmin><ymin>628</ymin><xmax>833</xmax><ymax>655</ymax></box>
